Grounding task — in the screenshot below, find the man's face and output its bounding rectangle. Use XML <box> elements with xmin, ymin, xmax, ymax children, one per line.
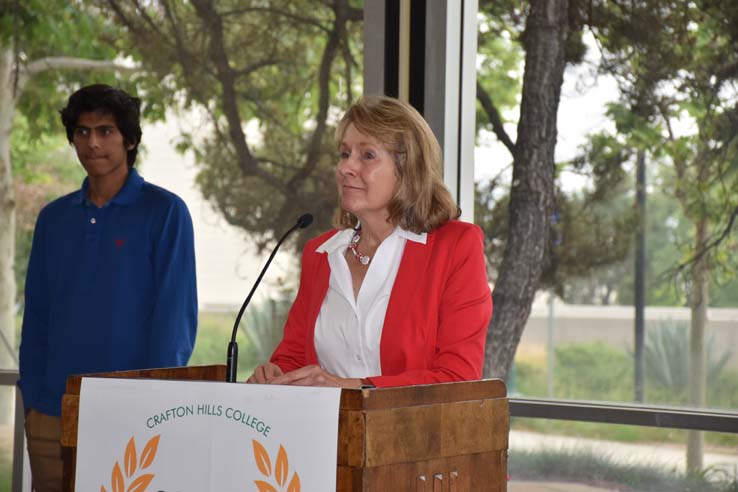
<box><xmin>72</xmin><ymin>110</ymin><xmax>133</xmax><ymax>179</ymax></box>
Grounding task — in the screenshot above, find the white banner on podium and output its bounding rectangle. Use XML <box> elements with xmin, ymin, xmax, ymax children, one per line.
<box><xmin>75</xmin><ymin>378</ymin><xmax>341</xmax><ymax>492</ymax></box>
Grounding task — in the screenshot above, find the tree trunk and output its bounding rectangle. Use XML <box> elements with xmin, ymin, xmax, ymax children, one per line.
<box><xmin>687</xmin><ymin>216</ymin><xmax>708</xmax><ymax>472</ymax></box>
<box><xmin>634</xmin><ymin>148</ymin><xmax>646</xmax><ymax>402</ymax></box>
<box><xmin>0</xmin><ymin>47</ymin><xmax>18</xmax><ymax>423</ymax></box>
<box><xmin>483</xmin><ymin>0</ymin><xmax>569</xmax><ymax>379</ymax></box>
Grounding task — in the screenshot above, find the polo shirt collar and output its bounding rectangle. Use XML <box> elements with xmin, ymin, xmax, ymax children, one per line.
<box><xmin>316</xmin><ymin>225</ymin><xmax>427</xmax><ymax>254</ymax></box>
<box><xmin>77</xmin><ymin>167</ymin><xmax>144</xmax><ymax>206</ymax></box>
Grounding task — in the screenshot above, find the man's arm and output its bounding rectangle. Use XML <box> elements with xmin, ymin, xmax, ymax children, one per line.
<box><xmin>147</xmin><ymin>197</ymin><xmax>198</xmax><ymax>367</ymax></box>
<box><xmin>18</xmin><ymin>211</ymin><xmax>51</xmax><ymax>411</ymax></box>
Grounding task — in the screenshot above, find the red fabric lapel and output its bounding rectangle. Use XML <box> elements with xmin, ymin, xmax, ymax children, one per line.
<box><xmin>305</xmin><ymin>253</ymin><xmax>331</xmax><ymax>365</ymax></box>
<box><xmin>380</xmin><ymin>232</ymin><xmax>435</xmax><ymax>354</ymax></box>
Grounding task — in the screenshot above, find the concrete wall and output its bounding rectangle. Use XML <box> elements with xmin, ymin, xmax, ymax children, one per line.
<box><xmin>519</xmin><ymin>298</ymin><xmax>738</xmax><ymax>368</ymax></box>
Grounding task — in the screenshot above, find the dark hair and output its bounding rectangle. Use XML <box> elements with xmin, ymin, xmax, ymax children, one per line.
<box><xmin>60</xmin><ymin>84</ymin><xmax>142</xmax><ymax>167</ymax></box>
<box><xmin>333</xmin><ymin>96</ymin><xmax>460</xmax><ymax>233</ymax></box>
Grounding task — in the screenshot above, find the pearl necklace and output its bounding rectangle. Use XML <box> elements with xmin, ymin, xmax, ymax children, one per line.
<box><xmin>348</xmin><ymin>229</ymin><xmax>371</xmax><ymax>265</ymax></box>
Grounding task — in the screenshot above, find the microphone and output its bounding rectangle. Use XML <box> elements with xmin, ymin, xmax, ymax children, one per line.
<box><xmin>226</xmin><ymin>213</ymin><xmax>313</xmax><ymax>382</ymax></box>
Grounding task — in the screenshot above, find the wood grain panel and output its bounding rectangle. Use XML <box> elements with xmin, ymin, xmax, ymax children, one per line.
<box><xmin>363</xmin><ymin>398</ymin><xmax>509</xmax><ymax>467</ymax></box>
<box><xmin>358</xmin><ymin>451</ymin><xmax>506</xmax><ymax>491</ymax></box>
<box><xmin>340</xmin><ymin>380</ymin><xmax>506</xmax><ymax>411</ymax></box>
<box><xmin>60</xmin><ymin>395</ymin><xmax>79</xmax><ymax>447</ymax></box>
<box><xmin>440</xmin><ymin>399</ymin><xmax>509</xmax><ymax>455</ymax></box>
<box><xmin>64</xmin><ymin>364</ymin><xmax>227</xmax><ymax>395</ymax></box>
<box><xmin>337</xmin><ymin>410</ymin><xmax>366</xmax><ymax>467</ymax></box>
<box><xmin>365</xmin><ymin>404</ymin><xmax>442</xmax><ymax>467</ymax></box>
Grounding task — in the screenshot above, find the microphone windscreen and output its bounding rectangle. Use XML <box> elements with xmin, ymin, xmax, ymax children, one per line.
<box><xmin>296</xmin><ymin>213</ymin><xmax>314</xmax><ymax>229</ymax></box>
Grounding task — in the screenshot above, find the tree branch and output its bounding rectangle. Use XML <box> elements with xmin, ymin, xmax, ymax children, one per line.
<box><xmin>190</xmin><ymin>0</ymin><xmax>257</xmax><ymax>172</ymax></box>
<box><xmin>715</xmin><ymin>60</ymin><xmax>738</xmax><ymax>90</ymax></box>
<box><xmin>476</xmin><ymin>80</ymin><xmax>516</xmax><ymax>156</ymax></box>
<box><xmin>219</xmin><ymin>6</ymin><xmax>330</xmax><ymax>33</ymax></box>
<box><xmin>287</xmin><ymin>0</ymin><xmax>345</xmax><ymax>189</ymax></box>
<box><xmin>24</xmin><ymin>57</ymin><xmax>135</xmax><ymax>76</ymax></box>
<box><xmin>191</xmin><ymin>0</ymin><xmax>316</xmax><ymax>213</ymax></box>
<box><xmin>18</xmin><ymin>57</ymin><xmax>136</xmax><ymax>95</ymax></box>
<box><xmin>345</xmin><ymin>5</ymin><xmax>363</xmax><ymax>22</ymax></box>
<box><xmin>670</xmin><ymin>205</ymin><xmax>738</xmax><ymax>276</ymax></box>
<box><xmin>232</xmin><ymin>58</ymin><xmax>280</xmax><ymax>77</ymax></box>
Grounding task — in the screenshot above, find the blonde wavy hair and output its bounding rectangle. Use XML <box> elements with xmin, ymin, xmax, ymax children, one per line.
<box><xmin>333</xmin><ymin>96</ymin><xmax>460</xmax><ymax>233</ymax></box>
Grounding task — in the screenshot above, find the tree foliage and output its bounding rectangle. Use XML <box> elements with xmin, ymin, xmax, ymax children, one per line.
<box><xmin>1</xmin><ymin>0</ymin><xmax>136</xmax><ymax>132</ymax></box>
<box><xmin>12</xmin><ymin>115</ymin><xmax>84</xmax><ymax>299</ymax></box>
<box><xmin>475</xmin><ymin>0</ymin><xmax>637</xmax><ymax>317</ymax></box>
<box><xmin>99</xmin><ymin>0</ymin><xmax>364</xmax><ymax>250</ymax></box>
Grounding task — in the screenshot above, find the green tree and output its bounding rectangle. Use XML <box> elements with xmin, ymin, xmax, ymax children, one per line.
<box><xmin>100</xmin><ymin>0</ymin><xmax>363</xmax><ymax>251</ymax></box>
<box><xmin>104</xmin><ymin>0</ymin><xmax>590</xmax><ymax>383</ymax></box>
<box><xmin>0</xmin><ymin>0</ymin><xmax>138</xmax><ymax>389</ymax></box>
<box><xmin>586</xmin><ymin>0</ymin><xmax>738</xmax><ymax>470</ymax></box>
<box><xmin>475</xmin><ymin>0</ymin><xmax>605</xmax><ymax>378</ymax></box>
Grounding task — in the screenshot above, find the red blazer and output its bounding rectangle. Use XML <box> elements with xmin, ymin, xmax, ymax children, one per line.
<box><xmin>270</xmin><ymin>220</ymin><xmax>492</xmax><ymax>387</ymax></box>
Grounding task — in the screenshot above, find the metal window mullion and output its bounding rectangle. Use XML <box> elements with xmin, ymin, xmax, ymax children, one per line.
<box><xmin>510</xmin><ymin>397</ymin><xmax>738</xmax><ymax>434</ymax></box>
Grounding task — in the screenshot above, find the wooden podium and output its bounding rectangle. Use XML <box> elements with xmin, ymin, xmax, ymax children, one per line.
<box><xmin>61</xmin><ymin>365</ymin><xmax>508</xmax><ymax>491</ymax></box>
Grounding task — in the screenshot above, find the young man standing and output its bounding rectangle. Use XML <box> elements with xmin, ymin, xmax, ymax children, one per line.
<box><xmin>18</xmin><ymin>84</ymin><xmax>198</xmax><ymax>492</ymax></box>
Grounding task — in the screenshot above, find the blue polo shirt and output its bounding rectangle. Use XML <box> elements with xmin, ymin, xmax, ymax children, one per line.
<box><xmin>18</xmin><ymin>168</ymin><xmax>198</xmax><ymax>416</ymax></box>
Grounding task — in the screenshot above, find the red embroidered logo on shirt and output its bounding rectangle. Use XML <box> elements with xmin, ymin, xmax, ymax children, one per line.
<box><xmin>115</xmin><ymin>239</ymin><xmax>124</xmax><ymax>248</ymax></box>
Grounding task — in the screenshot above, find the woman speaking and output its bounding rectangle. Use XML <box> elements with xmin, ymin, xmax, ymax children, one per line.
<box><xmin>248</xmin><ymin>96</ymin><xmax>492</xmax><ymax>388</ymax></box>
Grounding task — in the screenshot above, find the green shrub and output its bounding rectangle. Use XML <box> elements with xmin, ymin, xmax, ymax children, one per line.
<box><xmin>189</xmin><ymin>312</ymin><xmax>233</xmax><ymax>362</ymax></box>
<box><xmin>514</xmin><ymin>359</ymin><xmax>546</xmax><ymax>396</ymax></box>
<box><xmin>554</xmin><ymin>342</ymin><xmax>633</xmax><ymax>401</ymax></box>
<box><xmin>512</xmin><ymin>340</ymin><xmax>738</xmax><ymax>447</ymax></box>
<box><xmin>711</xmin><ymin>368</ymin><xmax>738</xmax><ymax>411</ymax></box>
<box><xmin>189</xmin><ymin>294</ymin><xmax>293</xmax><ymax>380</ymax></box>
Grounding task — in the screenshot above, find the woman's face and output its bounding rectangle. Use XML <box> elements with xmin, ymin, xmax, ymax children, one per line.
<box><xmin>336</xmin><ymin>123</ymin><xmax>399</xmax><ymax>223</ymax></box>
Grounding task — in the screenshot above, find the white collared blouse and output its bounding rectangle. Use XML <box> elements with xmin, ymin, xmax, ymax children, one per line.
<box><xmin>313</xmin><ymin>226</ymin><xmax>427</xmax><ymax>378</ymax></box>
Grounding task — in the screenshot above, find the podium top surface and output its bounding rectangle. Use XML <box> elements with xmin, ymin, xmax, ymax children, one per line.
<box><xmin>65</xmin><ymin>365</ymin><xmax>506</xmax><ymax>410</ymax></box>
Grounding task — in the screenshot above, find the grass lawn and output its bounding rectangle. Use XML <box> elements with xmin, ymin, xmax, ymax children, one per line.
<box><xmin>0</xmin><ymin>426</ymin><xmax>11</xmax><ymax>492</ymax></box>
<box><xmin>510</xmin><ymin>447</ymin><xmax>738</xmax><ymax>492</ymax></box>
<box><xmin>189</xmin><ymin>311</ymin><xmax>273</xmax><ymax>381</ymax></box>
<box><xmin>513</xmin><ymin>343</ymin><xmax>738</xmax><ymax>448</ymax></box>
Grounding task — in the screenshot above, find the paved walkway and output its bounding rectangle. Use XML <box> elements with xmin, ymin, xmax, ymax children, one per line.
<box><xmin>505</xmin><ymin>430</ymin><xmax>738</xmax><ymax>491</ymax></box>
<box><xmin>510</xmin><ymin>430</ymin><xmax>738</xmax><ymax>475</ymax></box>
<box><xmin>509</xmin><ymin>481</ymin><xmax>617</xmax><ymax>492</ymax></box>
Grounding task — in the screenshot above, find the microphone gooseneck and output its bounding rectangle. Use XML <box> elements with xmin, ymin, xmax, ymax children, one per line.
<box><xmin>226</xmin><ymin>213</ymin><xmax>313</xmax><ymax>382</ymax></box>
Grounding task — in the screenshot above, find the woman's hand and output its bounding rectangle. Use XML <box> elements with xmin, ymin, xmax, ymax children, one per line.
<box><xmin>247</xmin><ymin>362</ymin><xmax>284</xmax><ymax>384</ymax></box>
<box><xmin>268</xmin><ymin>365</ymin><xmax>362</xmax><ymax>389</ymax></box>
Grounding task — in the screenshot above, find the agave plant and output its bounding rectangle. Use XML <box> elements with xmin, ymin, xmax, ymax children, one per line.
<box><xmin>643</xmin><ymin>319</ymin><xmax>731</xmax><ymax>400</ymax></box>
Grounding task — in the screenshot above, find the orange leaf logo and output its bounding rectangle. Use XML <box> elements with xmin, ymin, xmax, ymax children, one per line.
<box><xmin>102</xmin><ymin>435</ymin><xmax>160</xmax><ymax>492</ymax></box>
<box><xmin>139</xmin><ymin>435</ymin><xmax>160</xmax><ymax>470</ymax></box>
<box><xmin>251</xmin><ymin>440</ymin><xmax>300</xmax><ymax>492</ymax></box>
<box><xmin>275</xmin><ymin>446</ymin><xmax>288</xmax><ymax>486</ymax></box>
<box><xmin>126</xmin><ymin>473</ymin><xmax>154</xmax><ymax>492</ymax></box>
<box><xmin>255</xmin><ymin>480</ymin><xmax>279</xmax><ymax>492</ymax></box>
<box><xmin>112</xmin><ymin>462</ymin><xmax>124</xmax><ymax>492</ymax></box>
<box><xmin>253</xmin><ymin>439</ymin><xmax>272</xmax><ymax>477</ymax></box>
<box><xmin>287</xmin><ymin>473</ymin><xmax>300</xmax><ymax>492</ymax></box>
<box><xmin>124</xmin><ymin>437</ymin><xmax>137</xmax><ymax>477</ymax></box>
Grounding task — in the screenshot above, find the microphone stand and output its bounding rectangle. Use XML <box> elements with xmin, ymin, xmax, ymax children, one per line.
<box><xmin>226</xmin><ymin>213</ymin><xmax>313</xmax><ymax>382</ymax></box>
